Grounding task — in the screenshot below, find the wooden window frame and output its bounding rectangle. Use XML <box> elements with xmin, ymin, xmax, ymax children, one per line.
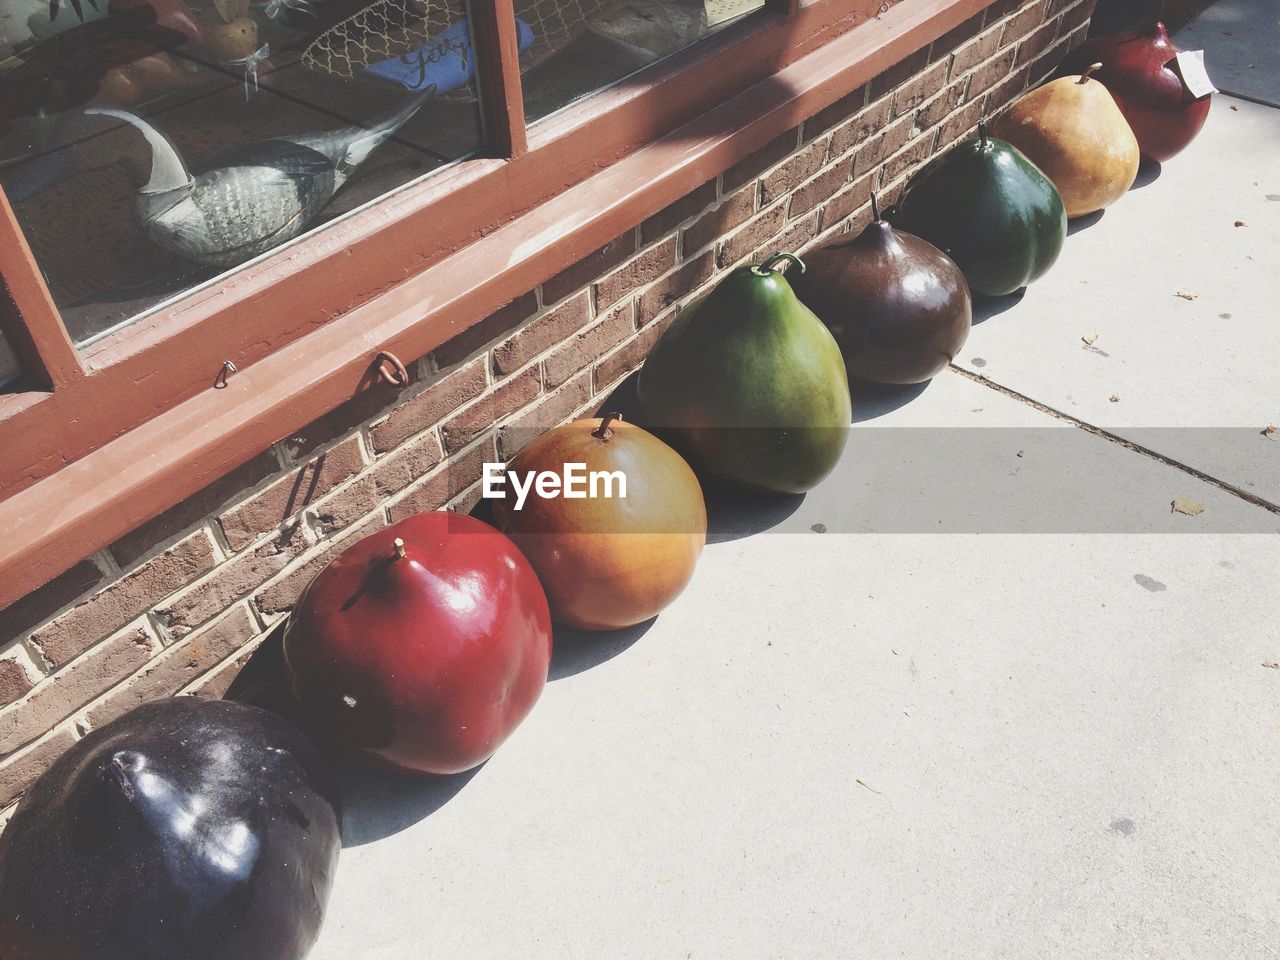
<box><xmin>0</xmin><ymin>0</ymin><xmax>990</xmax><ymax>609</ymax></box>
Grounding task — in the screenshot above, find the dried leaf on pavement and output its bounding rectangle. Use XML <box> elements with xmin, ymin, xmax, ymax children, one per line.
<box><xmin>1262</xmin><ymin>423</ymin><xmax>1277</xmax><ymax>441</ymax></box>
<box><xmin>1082</xmin><ymin>331</ymin><xmax>1099</xmax><ymax>345</ymax></box>
<box><xmin>1171</xmin><ymin>497</ymin><xmax>1206</xmax><ymax>516</ymax></box>
<box><xmin>1175</xmin><ymin>290</ymin><xmax>1198</xmax><ymax>300</ymax></box>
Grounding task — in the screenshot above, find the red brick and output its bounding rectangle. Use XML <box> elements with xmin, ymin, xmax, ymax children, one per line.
<box><xmin>853</xmin><ymin>113</ymin><xmax>918</xmax><ymax>178</ymax></box>
<box><xmin>30</xmin><ymin>531</ymin><xmax>216</xmax><ymax>669</ymax></box>
<box><xmin>369</xmin><ymin>357</ymin><xmax>487</xmax><ymax>454</ymax></box>
<box><xmin>893</xmin><ymin>59</ymin><xmax>948</xmax><ymax>117</ymax></box>
<box><xmin>950</xmin><ymin>28</ymin><xmax>1002</xmax><ymax>80</ymax></box>
<box><xmin>542</xmin><ymin>232</ymin><xmax>637</xmax><ymax>305</ymax></box>
<box><xmin>1055</xmin><ymin>0</ymin><xmax>1094</xmax><ymax>40</ymax></box>
<box><xmin>722</xmin><ymin>128</ymin><xmax>800</xmax><ymax>192</ymax></box>
<box><xmin>717</xmin><ymin>204</ymin><xmax>788</xmax><ymax>270</ymax></box>
<box><xmin>930</xmin><ymin>10</ymin><xmax>987</xmax><ymax>59</ymax></box>
<box><xmin>639</xmin><ymin>250</ymin><xmax>717</xmax><ymax>321</ymax></box>
<box><xmin>593</xmin><ymin>310</ymin><xmax>678</xmax><ymax>393</ymax></box>
<box><xmin>543</xmin><ymin>302</ymin><xmax>635</xmax><ymax>390</ymax></box>
<box><xmin>882</xmin><ymin>129</ymin><xmax>939</xmax><ymax>185</ymax></box>
<box><xmin>84</xmin><ymin>605</ymin><xmax>258</xmax><ymax>728</ymax></box>
<box><xmin>254</xmin><ymin>513</ymin><xmax>388</xmax><ymax>618</ymax></box>
<box><xmin>767</xmin><ymin>210</ymin><xmax>822</xmax><ymax>259</ymax></box>
<box><xmin>986</xmin><ymin>0</ymin><xmax>1034</xmax><ymax>20</ymax></box>
<box><xmin>596</xmin><ymin>238</ymin><xmax>678</xmax><ymax>311</ymax></box>
<box><xmin>830</xmin><ymin>95</ymin><xmax>893</xmax><ymax>157</ymax></box>
<box><xmin>387</xmin><ymin>436</ymin><xmax>495</xmax><ymax>523</ymax></box>
<box><xmin>308</xmin><ymin>430</ymin><xmax>443</xmax><ymax>538</ymax></box>
<box><xmin>285</xmin><ymin>374</ymin><xmax>418</xmax><ymax>460</ymax></box>
<box><xmin>156</xmin><ymin>525</ymin><xmax>309</xmax><ymax>637</ymax></box>
<box><xmin>820</xmin><ymin>173</ymin><xmax>875</xmax><ymax>231</ymax></box>
<box><xmin>112</xmin><ymin>452</ymin><xmax>281</xmax><ymax>569</ymax></box>
<box><xmin>494</xmin><ymin>292</ymin><xmax>591</xmax><ymax>375</ymax></box>
<box><xmin>219</xmin><ymin>435</ymin><xmax>365</xmax><ymax>551</ymax></box>
<box><xmin>1015</xmin><ymin>18</ymin><xmax>1059</xmax><ymax>67</ymax></box>
<box><xmin>802</xmin><ymin>84</ymin><xmax>870</xmax><ymax>144</ymax></box>
<box><xmin>969</xmin><ymin>47</ymin><xmax>1019</xmax><ymax>99</ymax></box>
<box><xmin>640</xmin><ymin>180</ymin><xmax>717</xmax><ymax>246</ymax></box>
<box><xmin>0</xmin><ymin>624</ymin><xmax>155</xmax><ymax>756</ymax></box>
<box><xmin>936</xmin><ymin>97</ymin><xmax>987</xmax><ymax>148</ymax></box>
<box><xmin>440</xmin><ymin>367</ymin><xmax>541</xmax><ymax>454</ymax></box>
<box><xmin>983</xmin><ymin>64</ymin><xmax>1032</xmax><ymax>114</ymax></box>
<box><xmin>1062</xmin><ymin>20</ymin><xmax>1091</xmax><ymax>53</ymax></box>
<box><xmin>790</xmin><ymin>160</ymin><xmax>852</xmax><ymax>218</ymax></box>
<box><xmin>916</xmin><ymin>76</ymin><xmax>971</xmax><ymax>129</ymax></box>
<box><xmin>1030</xmin><ymin>36</ymin><xmax>1072</xmax><ymax>83</ymax></box>
<box><xmin>0</xmin><ymin>726</ymin><xmax>76</xmax><ymax>807</ymax></box>
<box><xmin>0</xmin><ymin>654</ymin><xmax>34</xmax><ymax>708</ymax></box>
<box><xmin>869</xmin><ymin>48</ymin><xmax>930</xmax><ymax>101</ymax></box>
<box><xmin>1000</xmin><ymin>1</ymin><xmax>1047</xmax><ymax>47</ymax></box>
<box><xmin>181</xmin><ymin>633</ymin><xmax>268</xmax><ymax>699</ymax></box>
<box><xmin>497</xmin><ymin>372</ymin><xmax>594</xmax><ymax>460</ymax></box>
<box><xmin>431</xmin><ymin>293</ymin><xmax>538</xmax><ymax>369</ymax></box>
<box><xmin>682</xmin><ymin>185</ymin><xmax>756</xmax><ymax>257</ymax></box>
<box><xmin>760</xmin><ymin>139</ymin><xmax>829</xmax><ymax>206</ymax></box>
<box><xmin>0</xmin><ymin>559</ymin><xmax>104</xmax><ymax>646</ymax></box>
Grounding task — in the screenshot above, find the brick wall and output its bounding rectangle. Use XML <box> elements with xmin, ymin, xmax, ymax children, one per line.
<box><xmin>0</xmin><ymin>0</ymin><xmax>1096</xmax><ymax>828</ymax></box>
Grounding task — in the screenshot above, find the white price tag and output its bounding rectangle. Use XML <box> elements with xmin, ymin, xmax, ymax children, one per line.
<box><xmin>705</xmin><ymin>0</ymin><xmax>766</xmax><ymax>28</ymax></box>
<box><xmin>1173</xmin><ymin>50</ymin><xmax>1218</xmax><ymax>99</ymax></box>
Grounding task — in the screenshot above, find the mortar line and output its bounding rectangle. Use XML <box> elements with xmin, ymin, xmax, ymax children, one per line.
<box><xmin>947</xmin><ymin>364</ymin><xmax>1280</xmax><ymax>517</ymax></box>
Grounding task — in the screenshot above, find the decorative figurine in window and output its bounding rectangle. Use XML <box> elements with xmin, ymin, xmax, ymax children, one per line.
<box><xmin>85</xmin><ymin>92</ymin><xmax>426</xmax><ymax>268</ymax></box>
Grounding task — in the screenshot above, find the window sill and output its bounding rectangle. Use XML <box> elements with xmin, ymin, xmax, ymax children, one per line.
<box><xmin>0</xmin><ymin>0</ymin><xmax>989</xmax><ymax>610</ymax></box>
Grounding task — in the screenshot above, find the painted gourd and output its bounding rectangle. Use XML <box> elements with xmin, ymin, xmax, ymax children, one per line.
<box><xmin>1060</xmin><ymin>20</ymin><xmax>1211</xmax><ymax>163</ymax></box>
<box><xmin>993</xmin><ymin>64</ymin><xmax>1140</xmax><ymax>218</ymax></box>
<box><xmin>283</xmin><ymin>512</ymin><xmax>552</xmax><ymax>775</ymax></box>
<box><xmin>789</xmin><ymin>193</ymin><xmax>971</xmax><ymax>384</ymax></box>
<box><xmin>894</xmin><ymin>125</ymin><xmax>1067</xmax><ymax>297</ymax></box>
<box><xmin>0</xmin><ymin>698</ymin><xmax>341</xmax><ymax>960</ymax></box>
<box><xmin>492</xmin><ymin>414</ymin><xmax>706</xmax><ymax>631</ymax></box>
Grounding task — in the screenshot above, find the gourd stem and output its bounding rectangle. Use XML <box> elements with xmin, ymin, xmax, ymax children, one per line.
<box><xmin>870</xmin><ymin>192</ymin><xmax>882</xmax><ymax>223</ymax></box>
<box><xmin>751</xmin><ymin>251</ymin><xmax>806</xmax><ymax>276</ymax></box>
<box><xmin>593</xmin><ymin>412</ymin><xmax>622</xmax><ymax>440</ymax></box>
<box><xmin>392</xmin><ymin>537</ymin><xmax>406</xmax><ymax>560</ymax></box>
<box><xmin>978</xmin><ymin>120</ymin><xmax>989</xmax><ymax>146</ymax></box>
<box><xmin>1078</xmin><ymin>62</ymin><xmax>1103</xmax><ymax>83</ymax></box>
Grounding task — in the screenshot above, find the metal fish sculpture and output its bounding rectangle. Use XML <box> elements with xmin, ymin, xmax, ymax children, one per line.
<box><xmin>85</xmin><ymin>93</ymin><xmax>426</xmax><ymax>268</ymax></box>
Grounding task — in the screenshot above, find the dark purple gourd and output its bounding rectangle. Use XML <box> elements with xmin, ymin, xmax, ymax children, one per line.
<box><xmin>0</xmin><ymin>697</ymin><xmax>341</xmax><ymax>960</ymax></box>
<box><xmin>789</xmin><ymin>194</ymin><xmax>972</xmax><ymax>385</ymax></box>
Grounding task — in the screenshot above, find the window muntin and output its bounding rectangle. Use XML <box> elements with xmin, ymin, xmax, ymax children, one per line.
<box><xmin>519</xmin><ymin>0</ymin><xmax>769</xmax><ymax>123</ymax></box>
<box><xmin>0</xmin><ymin>0</ymin><xmax>485</xmax><ymax>346</ymax></box>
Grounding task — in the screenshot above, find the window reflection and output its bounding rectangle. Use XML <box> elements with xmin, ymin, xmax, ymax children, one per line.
<box><xmin>0</xmin><ymin>329</ymin><xmax>21</xmax><ymax>388</ymax></box>
<box><xmin>0</xmin><ymin>0</ymin><xmax>485</xmax><ymax>345</ymax></box>
<box><xmin>519</xmin><ymin>0</ymin><xmax>769</xmax><ymax>122</ymax></box>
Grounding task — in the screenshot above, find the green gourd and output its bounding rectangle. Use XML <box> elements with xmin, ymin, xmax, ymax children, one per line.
<box><xmin>635</xmin><ymin>252</ymin><xmax>852</xmax><ymax>495</ymax></box>
<box><xmin>894</xmin><ymin>123</ymin><xmax>1067</xmax><ymax>297</ymax></box>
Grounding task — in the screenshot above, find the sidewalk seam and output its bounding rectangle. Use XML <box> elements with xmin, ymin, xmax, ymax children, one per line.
<box><xmin>948</xmin><ymin>364</ymin><xmax>1280</xmax><ymax>517</ymax></box>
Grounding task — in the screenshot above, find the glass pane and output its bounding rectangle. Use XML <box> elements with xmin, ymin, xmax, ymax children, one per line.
<box><xmin>520</xmin><ymin>0</ymin><xmax>768</xmax><ymax>123</ymax></box>
<box><xmin>0</xmin><ymin>329</ymin><xmax>22</xmax><ymax>388</ymax></box>
<box><xmin>0</xmin><ymin>0</ymin><xmax>485</xmax><ymax>346</ymax></box>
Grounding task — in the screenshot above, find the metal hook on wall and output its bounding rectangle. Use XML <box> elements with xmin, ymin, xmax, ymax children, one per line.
<box><xmin>374</xmin><ymin>351</ymin><xmax>410</xmax><ymax>388</ymax></box>
<box><xmin>214</xmin><ymin>360</ymin><xmax>237</xmax><ymax>389</ymax></box>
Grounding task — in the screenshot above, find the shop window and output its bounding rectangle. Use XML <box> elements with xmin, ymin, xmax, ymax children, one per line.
<box><xmin>521</xmin><ymin>0</ymin><xmax>770</xmax><ymax>123</ymax></box>
<box><xmin>0</xmin><ymin>0</ymin><xmax>485</xmax><ymax>345</ymax></box>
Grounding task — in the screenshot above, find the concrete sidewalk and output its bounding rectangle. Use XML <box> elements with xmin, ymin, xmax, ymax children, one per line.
<box><xmin>309</xmin><ymin>8</ymin><xmax>1279</xmax><ymax>958</ymax></box>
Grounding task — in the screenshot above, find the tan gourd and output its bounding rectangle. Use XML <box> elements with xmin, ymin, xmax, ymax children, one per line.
<box><xmin>993</xmin><ymin>64</ymin><xmax>1140</xmax><ymax>219</ymax></box>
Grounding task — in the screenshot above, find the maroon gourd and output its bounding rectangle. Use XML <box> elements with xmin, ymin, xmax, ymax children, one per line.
<box><xmin>1060</xmin><ymin>21</ymin><xmax>1211</xmax><ymax>163</ymax></box>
